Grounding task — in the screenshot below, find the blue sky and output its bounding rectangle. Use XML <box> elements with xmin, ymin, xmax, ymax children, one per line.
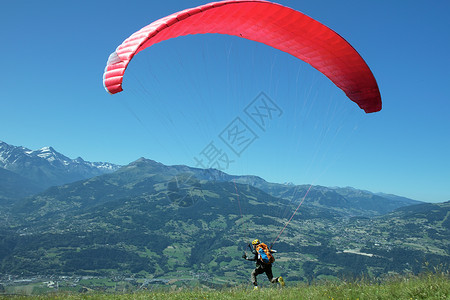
<box><xmin>1</xmin><ymin>0</ymin><xmax>449</xmax><ymax>203</ymax></box>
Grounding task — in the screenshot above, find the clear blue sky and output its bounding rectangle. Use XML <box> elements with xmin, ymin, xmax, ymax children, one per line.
<box><xmin>1</xmin><ymin>1</ymin><xmax>449</xmax><ymax>203</ymax></box>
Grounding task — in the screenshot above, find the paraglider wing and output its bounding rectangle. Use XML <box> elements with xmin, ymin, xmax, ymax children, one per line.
<box><xmin>103</xmin><ymin>0</ymin><xmax>381</xmax><ymax>113</ymax></box>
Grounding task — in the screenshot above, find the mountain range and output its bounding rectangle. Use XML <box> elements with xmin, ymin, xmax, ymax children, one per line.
<box><xmin>0</xmin><ymin>141</ymin><xmax>120</xmax><ymax>199</ymax></box>
<box><xmin>0</xmin><ymin>141</ymin><xmax>448</xmax><ymax>284</ymax></box>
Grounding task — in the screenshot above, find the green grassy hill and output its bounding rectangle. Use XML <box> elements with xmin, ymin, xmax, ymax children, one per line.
<box><xmin>1</xmin><ymin>272</ymin><xmax>448</xmax><ymax>299</ymax></box>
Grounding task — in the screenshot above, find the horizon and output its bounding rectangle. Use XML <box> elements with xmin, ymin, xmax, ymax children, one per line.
<box><xmin>1</xmin><ymin>139</ymin><xmax>444</xmax><ymax>204</ymax></box>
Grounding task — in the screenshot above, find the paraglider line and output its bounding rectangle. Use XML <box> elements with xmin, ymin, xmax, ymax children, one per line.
<box><xmin>270</xmin><ymin>184</ymin><xmax>312</xmax><ymax>248</ymax></box>
<box><xmin>235</xmin><ymin>184</ymin><xmax>241</xmax><ymax>215</ymax></box>
<box><xmin>233</xmin><ymin>179</ymin><xmax>243</xmax><ymax>220</ymax></box>
<box><xmin>233</xmin><ymin>179</ymin><xmax>250</xmax><ymax>239</ymax></box>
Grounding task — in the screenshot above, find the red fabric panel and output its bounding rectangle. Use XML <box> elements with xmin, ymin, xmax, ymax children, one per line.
<box><xmin>103</xmin><ymin>0</ymin><xmax>381</xmax><ymax>113</ymax></box>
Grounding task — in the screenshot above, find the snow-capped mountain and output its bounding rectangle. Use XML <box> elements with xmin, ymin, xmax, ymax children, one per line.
<box><xmin>0</xmin><ymin>141</ymin><xmax>121</xmax><ymax>190</ymax></box>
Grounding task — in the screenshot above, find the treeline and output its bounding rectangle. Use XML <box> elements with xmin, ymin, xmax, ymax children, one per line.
<box><xmin>0</xmin><ymin>230</ymin><xmax>171</xmax><ymax>275</ymax></box>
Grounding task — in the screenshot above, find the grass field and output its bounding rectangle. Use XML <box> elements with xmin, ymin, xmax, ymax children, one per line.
<box><xmin>1</xmin><ymin>272</ymin><xmax>448</xmax><ymax>299</ymax></box>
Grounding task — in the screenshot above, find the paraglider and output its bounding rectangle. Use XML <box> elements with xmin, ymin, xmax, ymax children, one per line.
<box><xmin>103</xmin><ymin>0</ymin><xmax>381</xmax><ymax>113</ymax></box>
<box><xmin>242</xmin><ymin>239</ymin><xmax>284</xmax><ymax>289</ymax></box>
<box><xmin>102</xmin><ymin>1</ymin><xmax>383</xmax><ymax>286</ymax></box>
